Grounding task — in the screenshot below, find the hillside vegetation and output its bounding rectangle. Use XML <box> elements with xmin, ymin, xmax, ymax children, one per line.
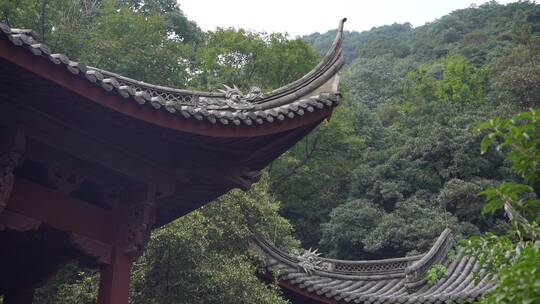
<box><xmin>274</xmin><ymin>1</ymin><xmax>539</xmax><ymax>259</ymax></box>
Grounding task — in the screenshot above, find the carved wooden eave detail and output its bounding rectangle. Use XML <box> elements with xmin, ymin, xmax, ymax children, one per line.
<box><xmin>0</xmin><ymin>158</ymin><xmax>15</xmax><ymax>214</ymax></box>
<box><xmin>0</xmin><ymin>18</ymin><xmax>346</xmax><ymax>226</ymax></box>
<box><xmin>123</xmin><ymin>184</ymin><xmax>156</xmax><ymax>261</ymax></box>
<box><xmin>230</xmin><ymin>170</ymin><xmax>263</xmax><ymax>192</ymax></box>
<box><xmin>0</xmin><ymin>128</ymin><xmax>26</xmax><ymax>215</ymax></box>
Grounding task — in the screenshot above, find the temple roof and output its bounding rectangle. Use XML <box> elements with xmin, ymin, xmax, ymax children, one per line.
<box><xmin>0</xmin><ymin>19</ymin><xmax>347</xmax><ymax>228</ymax></box>
<box><xmin>252</xmin><ymin>229</ymin><xmax>495</xmax><ymax>304</ymax></box>
<box><xmin>0</xmin><ymin>19</ymin><xmax>345</xmax><ymax>132</ymax></box>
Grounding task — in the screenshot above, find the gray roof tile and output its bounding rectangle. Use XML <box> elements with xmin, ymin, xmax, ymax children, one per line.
<box><xmin>0</xmin><ymin>19</ymin><xmax>346</xmax><ymax>127</ymax></box>
<box><xmin>252</xmin><ymin>229</ymin><xmax>494</xmax><ymax>304</ymax></box>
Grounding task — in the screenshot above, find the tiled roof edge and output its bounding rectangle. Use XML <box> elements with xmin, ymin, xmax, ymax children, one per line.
<box><xmin>252</xmin><ymin>231</ymin><xmax>496</xmax><ymax>304</ymax></box>
<box><xmin>0</xmin><ymin>20</ymin><xmax>345</xmax><ymax>126</ymax></box>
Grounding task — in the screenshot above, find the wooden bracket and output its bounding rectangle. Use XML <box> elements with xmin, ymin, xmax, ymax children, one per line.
<box><xmin>123</xmin><ymin>183</ymin><xmax>156</xmax><ymax>261</ymax></box>
<box><xmin>97</xmin><ymin>183</ymin><xmax>156</xmax><ymax>304</ymax></box>
<box><xmin>230</xmin><ymin>170</ymin><xmax>262</xmax><ymax>192</ymax></box>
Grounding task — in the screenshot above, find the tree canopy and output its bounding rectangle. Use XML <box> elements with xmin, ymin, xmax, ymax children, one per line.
<box><xmin>271</xmin><ymin>1</ymin><xmax>539</xmax><ymax>258</ymax></box>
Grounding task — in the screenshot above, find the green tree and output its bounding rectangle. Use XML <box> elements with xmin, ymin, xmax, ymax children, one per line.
<box><xmin>269</xmin><ymin>103</ymin><xmax>364</xmax><ymax>248</ymax></box>
<box><xmin>325</xmin><ymin>55</ymin><xmax>511</xmax><ymax>258</ymax></box>
<box><xmin>403</xmin><ymin>55</ymin><xmax>488</xmax><ymax>111</ymax></box>
<box><xmin>292</xmin><ymin>0</ymin><xmax>539</xmax><ymax>265</ymax></box>
<box><xmin>491</xmin><ymin>26</ymin><xmax>540</xmax><ymax>109</ymax></box>
<box><xmin>34</xmin><ymin>176</ymin><xmax>297</xmax><ymax>304</ymax></box>
<box><xmin>118</xmin><ymin>0</ymin><xmax>202</xmax><ymax>44</ymax></box>
<box><xmin>131</xmin><ymin>176</ymin><xmax>296</xmax><ymax>304</ymax></box>
<box><xmin>342</xmin><ymin>55</ymin><xmax>410</xmax><ymax>109</ymax></box>
<box><xmin>461</xmin><ymin>108</ymin><xmax>540</xmax><ymax>304</ymax></box>
<box><xmin>436</xmin><ymin>55</ymin><xmax>488</xmax><ymax>104</ymax></box>
<box><xmin>192</xmin><ymin>29</ymin><xmax>319</xmax><ymax>91</ymax></box>
<box><xmin>320</xmin><ymin>192</ymin><xmax>478</xmax><ymax>259</ymax></box>
<box><xmin>79</xmin><ymin>2</ymin><xmax>193</xmax><ymax>86</ymax></box>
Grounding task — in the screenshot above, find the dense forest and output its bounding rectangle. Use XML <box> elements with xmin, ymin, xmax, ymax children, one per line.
<box><xmin>0</xmin><ymin>0</ymin><xmax>539</xmax><ymax>303</ymax></box>
<box><xmin>286</xmin><ymin>0</ymin><xmax>540</xmax><ymax>258</ymax></box>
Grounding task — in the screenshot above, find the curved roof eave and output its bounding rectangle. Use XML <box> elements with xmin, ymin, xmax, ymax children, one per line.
<box><xmin>0</xmin><ymin>19</ymin><xmax>346</xmax><ymax>138</ymax></box>
<box><xmin>252</xmin><ymin>229</ymin><xmax>495</xmax><ymax>304</ymax></box>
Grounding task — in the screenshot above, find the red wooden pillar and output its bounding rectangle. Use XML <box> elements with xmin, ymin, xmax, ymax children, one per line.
<box><xmin>97</xmin><ymin>184</ymin><xmax>155</xmax><ymax>304</ymax></box>
<box><xmin>3</xmin><ymin>288</ymin><xmax>34</xmax><ymax>304</ymax></box>
<box><xmin>97</xmin><ymin>220</ymin><xmax>133</xmax><ymax>304</ymax></box>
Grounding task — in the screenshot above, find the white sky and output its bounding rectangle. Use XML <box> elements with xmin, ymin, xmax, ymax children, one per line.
<box><xmin>179</xmin><ymin>0</ymin><xmax>517</xmax><ymax>37</ymax></box>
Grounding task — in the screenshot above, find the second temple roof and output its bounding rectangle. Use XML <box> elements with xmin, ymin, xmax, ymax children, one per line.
<box><xmin>252</xmin><ymin>229</ymin><xmax>495</xmax><ymax>304</ymax></box>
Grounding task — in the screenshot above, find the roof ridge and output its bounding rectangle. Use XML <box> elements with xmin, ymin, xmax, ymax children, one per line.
<box><xmin>317</xmin><ymin>253</ymin><xmax>423</xmax><ymax>265</ymax></box>
<box><xmin>404</xmin><ymin>229</ymin><xmax>455</xmax><ymax>292</ymax></box>
<box><xmin>251</xmin><ymin>235</ymin><xmax>421</xmax><ymax>278</ymax></box>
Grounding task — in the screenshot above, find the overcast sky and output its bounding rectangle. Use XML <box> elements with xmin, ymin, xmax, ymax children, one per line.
<box><xmin>179</xmin><ymin>0</ymin><xmax>516</xmax><ymax>36</ymax></box>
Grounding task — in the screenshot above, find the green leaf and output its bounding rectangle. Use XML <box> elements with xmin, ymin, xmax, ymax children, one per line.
<box><xmin>480</xmin><ymin>135</ymin><xmax>493</xmax><ymax>154</ymax></box>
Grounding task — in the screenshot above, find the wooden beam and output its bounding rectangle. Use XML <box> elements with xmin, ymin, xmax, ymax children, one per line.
<box><xmin>5</xmin><ymin>178</ymin><xmax>114</xmax><ymax>244</ymax></box>
<box><xmin>0</xmin><ymin>210</ymin><xmax>40</xmax><ymax>231</ymax></box>
<box><xmin>3</xmin><ymin>287</ymin><xmax>34</xmax><ymax>304</ymax></box>
<box><xmin>0</xmin><ymin>101</ymin><xmax>174</xmax><ymax>184</ymax></box>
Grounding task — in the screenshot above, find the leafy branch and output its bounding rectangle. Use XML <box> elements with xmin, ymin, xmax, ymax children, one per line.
<box><xmin>460</xmin><ymin>108</ymin><xmax>540</xmax><ymax>303</ymax></box>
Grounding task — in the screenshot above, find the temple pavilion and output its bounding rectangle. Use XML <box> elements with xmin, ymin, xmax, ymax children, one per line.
<box><xmin>0</xmin><ymin>18</ymin><xmax>345</xmax><ymax>304</ymax></box>
<box><xmin>253</xmin><ymin>229</ymin><xmax>494</xmax><ymax>304</ymax></box>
